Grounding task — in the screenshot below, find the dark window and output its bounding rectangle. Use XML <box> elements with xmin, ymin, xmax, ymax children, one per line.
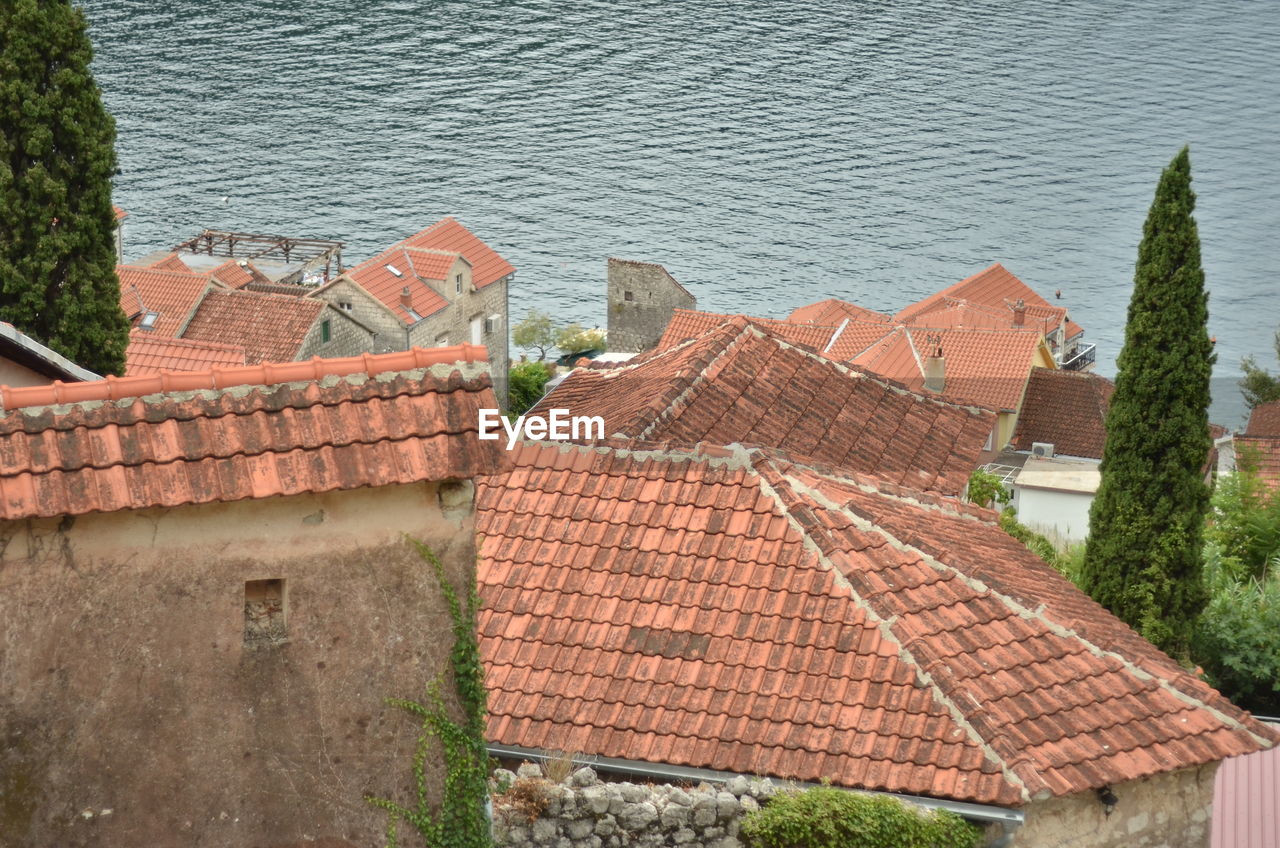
<box><xmin>456</xmin><ymin>274</ymin><xmax>463</xmax><ymax>294</ymax></box>
<box><xmin>624</xmin><ymin>290</ymin><xmax>634</xmax><ymax>302</ymax></box>
<box><xmin>321</xmin><ymin>319</ymin><xmax>331</xmax><ymax>343</ymax></box>
<box><xmin>244</xmin><ymin>579</ymin><xmax>286</xmax><ymax>646</ymax></box>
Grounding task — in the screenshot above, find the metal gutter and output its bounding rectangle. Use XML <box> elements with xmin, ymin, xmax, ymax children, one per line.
<box><xmin>487</xmin><ymin>743</ymin><xmax>1025</xmax><ymax>841</ymax></box>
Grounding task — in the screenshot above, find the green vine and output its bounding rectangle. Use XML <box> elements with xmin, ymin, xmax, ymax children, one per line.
<box><xmin>365</xmin><ymin>539</ymin><xmax>492</xmax><ymax>848</ymax></box>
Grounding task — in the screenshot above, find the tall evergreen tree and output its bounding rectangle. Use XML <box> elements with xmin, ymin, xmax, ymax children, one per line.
<box><xmin>1079</xmin><ymin>147</ymin><xmax>1214</xmax><ymax>658</ymax></box>
<box><xmin>0</xmin><ymin>0</ymin><xmax>128</xmax><ymax>375</ymax></box>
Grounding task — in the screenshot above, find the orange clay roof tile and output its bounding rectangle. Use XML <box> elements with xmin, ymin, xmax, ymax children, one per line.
<box><xmin>1011</xmin><ymin>367</ymin><xmax>1115</xmax><ymax>459</ymax></box>
<box><xmin>0</xmin><ymin>346</ymin><xmax>502</xmax><ymax>519</ymax></box>
<box><xmin>124</xmin><ymin>331</ymin><xmax>246</xmax><ymax>376</ymax></box>
<box><xmin>147</xmin><ymin>253</ymin><xmax>194</xmax><ymax>273</ymax></box>
<box><xmin>895</xmin><ymin>263</ymin><xmax>1083</xmax><ymax>340</ymax></box>
<box><xmin>1246</xmin><ymin>401</ymin><xmax>1280</xmax><ymax>437</ymax></box>
<box><xmin>1236</xmin><ymin>436</ymin><xmax>1280</xmax><ymax>493</ymax></box>
<box><xmin>181</xmin><ymin>289</ymin><xmax>327</xmax><ymax>365</ymax></box>
<box><xmin>789</xmin><ymin>298</ymin><xmax>892</xmax><ymax>326</ymax></box>
<box><xmin>115</xmin><ymin>265</ymin><xmax>222</xmax><ymax>338</ymax></box>
<box><xmin>532</xmin><ymin>318</ymin><xmax>995</xmax><ymax>497</ymax></box>
<box><xmin>477</xmin><ymin>440</ymin><xmax>1277</xmax><ymax>806</ymax></box>
<box><xmin>656</xmin><ymin>308</ymin><xmax>839</xmax><ymax>354</ymax></box>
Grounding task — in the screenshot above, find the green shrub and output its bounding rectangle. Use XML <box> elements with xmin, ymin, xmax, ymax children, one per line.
<box><xmin>741</xmin><ymin>786</ymin><xmax>981</xmax><ymax>848</ymax></box>
<box><xmin>998</xmin><ymin>509</ymin><xmax>1058</xmax><ymax>565</ymax></box>
<box><xmin>965</xmin><ymin>469</ymin><xmax>1010</xmax><ymax>509</ymax></box>
<box><xmin>508</xmin><ymin>360</ymin><xmax>552</xmax><ymax>416</ymax></box>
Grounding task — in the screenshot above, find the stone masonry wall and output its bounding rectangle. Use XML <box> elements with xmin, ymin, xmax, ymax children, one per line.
<box><xmin>411</xmin><ymin>277</ymin><xmax>510</xmax><ymax>408</ymax></box>
<box><xmin>606</xmin><ymin>258</ymin><xmax>696</xmax><ymax>353</ymax></box>
<box><xmin>491</xmin><ymin>763</ymin><xmax>775</xmax><ymax>848</ymax></box>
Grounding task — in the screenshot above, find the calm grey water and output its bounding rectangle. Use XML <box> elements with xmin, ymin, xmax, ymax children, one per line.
<box><xmin>84</xmin><ymin>0</ymin><xmax>1280</xmax><ymax>424</ymax></box>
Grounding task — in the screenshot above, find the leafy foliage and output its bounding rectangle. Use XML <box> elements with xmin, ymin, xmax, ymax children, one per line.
<box><xmin>965</xmin><ymin>469</ymin><xmax>1010</xmax><ymax>509</ymax></box>
<box><xmin>366</xmin><ymin>541</ymin><xmax>492</xmax><ymax>848</ymax></box>
<box><xmin>1239</xmin><ymin>328</ymin><xmax>1280</xmax><ymax>409</ymax></box>
<box><xmin>508</xmin><ymin>360</ymin><xmax>551</xmax><ymax>416</ymax></box>
<box><xmin>512</xmin><ymin>310</ymin><xmax>556</xmax><ymax>361</ymax></box>
<box><xmin>1079</xmin><ymin>147</ymin><xmax>1213</xmax><ymax>659</ymax></box>
<box><xmin>741</xmin><ymin>786</ymin><xmax>981</xmax><ymax>848</ymax></box>
<box><xmin>0</xmin><ymin>0</ymin><xmax>129</xmax><ymax>374</ymax></box>
<box><xmin>555</xmin><ymin>323</ymin><xmax>607</xmax><ymax>355</ymax></box>
<box><xmin>1205</xmin><ymin>452</ymin><xmax>1280</xmax><ymax>580</ymax></box>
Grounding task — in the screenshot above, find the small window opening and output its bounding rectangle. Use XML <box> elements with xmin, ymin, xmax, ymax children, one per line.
<box><xmin>244</xmin><ymin>579</ymin><xmax>286</xmax><ymax>646</ymax></box>
<box><xmin>385</xmin><ymin>264</ymin><xmax>403</xmax><ymax>277</ymax></box>
<box><xmin>338</xmin><ymin>300</ymin><xmax>353</xmax><ymax>312</ymax></box>
<box><xmin>624</xmin><ymin>290</ymin><xmax>634</xmax><ymax>302</ymax></box>
<box><xmin>435</xmin><ymin>334</ymin><xmax>449</xmax><ymax>346</ymax></box>
<box><xmin>138</xmin><ymin>311</ymin><xmax>159</xmax><ymax>330</ymax></box>
<box><xmin>321</xmin><ymin>319</ymin><xmax>332</xmax><ymax>343</ymax></box>
<box><xmin>455</xmin><ymin>274</ymin><xmax>463</xmax><ymax>294</ymax></box>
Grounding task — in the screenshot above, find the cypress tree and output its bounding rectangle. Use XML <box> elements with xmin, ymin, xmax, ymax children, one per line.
<box><xmin>1079</xmin><ymin>147</ymin><xmax>1214</xmax><ymax>659</ymax></box>
<box><xmin>0</xmin><ymin>0</ymin><xmax>128</xmax><ymax>375</ymax></box>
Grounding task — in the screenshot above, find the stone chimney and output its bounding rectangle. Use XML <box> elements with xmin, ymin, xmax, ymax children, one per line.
<box><xmin>1012</xmin><ymin>298</ymin><xmax>1026</xmax><ymax>328</ymax></box>
<box><xmin>924</xmin><ymin>347</ymin><xmax>945</xmax><ymax>393</ymax></box>
<box><xmin>400</xmin><ymin>286</ymin><xmax>413</xmax><ymax>311</ymax></box>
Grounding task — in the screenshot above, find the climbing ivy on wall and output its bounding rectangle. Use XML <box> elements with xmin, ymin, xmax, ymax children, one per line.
<box><xmin>366</xmin><ymin>539</ymin><xmax>493</xmax><ymax>848</ymax></box>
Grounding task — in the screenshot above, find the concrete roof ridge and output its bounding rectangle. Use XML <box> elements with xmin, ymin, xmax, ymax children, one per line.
<box><xmin>633</xmin><ymin>320</ymin><xmax>756</xmax><ymax>440</ymax></box>
<box><xmin>747</xmin><ymin>454</ymin><xmax>1033</xmax><ymax>803</ymax></box>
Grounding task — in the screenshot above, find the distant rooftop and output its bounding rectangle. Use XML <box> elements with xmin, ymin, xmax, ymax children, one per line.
<box><xmin>171</xmin><ymin>230</ymin><xmax>345</xmax><ymax>286</ymax></box>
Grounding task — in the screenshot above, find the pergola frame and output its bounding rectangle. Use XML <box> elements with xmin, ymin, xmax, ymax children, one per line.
<box><xmin>173</xmin><ymin>230</ymin><xmax>344</xmax><ymax>283</ymax></box>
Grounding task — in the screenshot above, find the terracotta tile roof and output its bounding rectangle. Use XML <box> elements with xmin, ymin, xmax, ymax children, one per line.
<box><xmin>1011</xmin><ymin>368</ymin><xmax>1115</xmax><ymax>459</ymax></box>
<box><xmin>895</xmin><ymin>264</ymin><xmax>1083</xmax><ymax>340</ymax></box>
<box><xmin>824</xmin><ymin>318</ymin><xmax>898</xmax><ymax>361</ymax></box>
<box><xmin>477</xmin><ymin>441</ymin><xmax>1277</xmax><ymax>807</ymax></box>
<box><xmin>1246</xmin><ymin>401</ymin><xmax>1280</xmax><ymax>437</ymax></box>
<box><xmin>656</xmin><ymin>308</ymin><xmax>838</xmax><ymax>354</ymax></box>
<box><xmin>1236</xmin><ymin>437</ymin><xmax>1280</xmax><ymax>492</ymax></box>
<box><xmin>532</xmin><ymin>318</ymin><xmax>995</xmax><ymax>496</ymax></box>
<box><xmin>1212</xmin><ymin>738</ymin><xmax>1280</xmax><ymax>848</ymax></box>
<box><xmin>850</xmin><ymin>325</ymin><xmax>1048</xmax><ymax>412</ymax></box>
<box><xmin>115</xmin><ymin>265</ymin><xmax>223</xmax><ymax>337</ymax></box>
<box><xmin>125</xmin><ymin>331</ymin><xmax>247</xmax><ymax>376</ymax></box>
<box><xmin>181</xmin><ymin>289</ymin><xmax>327</xmax><ymax>365</ymax></box>
<box><xmin>113</xmin><ymin>205</ymin><xmax>127</xmax><ymax>221</ymax></box>
<box><xmin>148</xmin><ymin>253</ymin><xmax>194</xmax><ymax>273</ymax></box>
<box><xmin>789</xmin><ymin>298</ymin><xmax>891</xmax><ymax>326</ymax></box>
<box><xmin>905</xmin><ymin>300</ymin><xmax>1065</xmax><ymax>339</ymax></box>
<box><xmin>346</xmin><ymin>247</ymin><xmax>452</xmax><ymax>325</ymax></box>
<box><xmin>405</xmin><ymin>216</ymin><xmax>514</xmax><ymax>288</ymax></box>
<box><xmin>0</xmin><ymin>346</ymin><xmax>503</xmax><ymax>519</ymax></box>
<box><xmin>209</xmin><ymin>259</ymin><xmax>276</xmax><ymax>290</ymax></box>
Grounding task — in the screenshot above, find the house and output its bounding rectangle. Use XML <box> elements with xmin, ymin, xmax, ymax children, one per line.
<box><xmin>477</xmin><ymin>438</ymin><xmax>1277</xmax><ymax>847</ymax></box>
<box><xmin>656</xmin><ymin>307</ymin><xmax>841</xmax><ymax>354</ymax></box>
<box><xmin>606</xmin><ymin>258</ymin><xmax>696</xmax><ymax>353</ymax></box>
<box><xmin>1246</xmin><ymin>400</ymin><xmax>1280</xmax><ymax>437</ymax></box>
<box><xmin>113</xmin><ymin>205</ymin><xmax>127</xmax><ymax>262</ymax></box>
<box><xmin>893</xmin><ymin>263</ymin><xmax>1093</xmax><ymax>371</ymax></box>
<box><xmin>530</xmin><ymin>317</ymin><xmax>996</xmax><ymax>497</ymax></box>
<box><xmin>0</xmin><ymin>346</ymin><xmax>508</xmax><ymax>846</ymax></box>
<box><xmin>0</xmin><ymin>321</ymin><xmax>99</xmax><ymax>388</ymax></box>
<box><xmin>314</xmin><ymin>217</ymin><xmax>514</xmax><ymax>406</ymax></box>
<box><xmin>117</xmin><ymin>263</ymin><xmax>377</xmax><ymax>373</ymax></box>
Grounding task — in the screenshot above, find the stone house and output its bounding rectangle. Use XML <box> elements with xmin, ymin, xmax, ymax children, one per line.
<box><xmin>478</xmin><ymin>438</ymin><xmax>1277</xmax><ymax>848</ymax></box>
<box><xmin>310</xmin><ymin>217</ymin><xmax>514</xmax><ymax>406</ymax></box>
<box><xmin>530</xmin><ymin>317</ymin><xmax>996</xmax><ymax>497</ymax></box>
<box><xmin>0</xmin><ymin>346</ymin><xmax>508</xmax><ymax>847</ymax></box>
<box><xmin>606</xmin><ymin>258</ymin><xmax>696</xmax><ymax>353</ymax></box>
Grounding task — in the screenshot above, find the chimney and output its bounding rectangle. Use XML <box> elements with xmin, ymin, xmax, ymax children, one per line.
<box><xmin>924</xmin><ymin>347</ymin><xmax>945</xmax><ymax>393</ymax></box>
<box><xmin>1012</xmin><ymin>298</ymin><xmax>1026</xmax><ymax>328</ymax></box>
<box><xmin>400</xmin><ymin>286</ymin><xmax>413</xmax><ymax>310</ymax></box>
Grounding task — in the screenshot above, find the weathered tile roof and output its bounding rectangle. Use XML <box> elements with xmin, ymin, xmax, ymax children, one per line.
<box><xmin>656</xmin><ymin>308</ymin><xmax>838</xmax><ymax>354</ymax></box>
<box><xmin>850</xmin><ymin>325</ymin><xmax>1049</xmax><ymax>412</ymax></box>
<box><xmin>1011</xmin><ymin>367</ymin><xmax>1115</xmax><ymax>459</ymax></box>
<box><xmin>124</xmin><ymin>331</ymin><xmax>247</xmax><ymax>376</ymax></box>
<box><xmin>895</xmin><ymin>264</ymin><xmax>1083</xmax><ymax>340</ymax></box>
<box><xmin>181</xmin><ymin>289</ymin><xmax>327</xmax><ymax>365</ymax></box>
<box><xmin>1236</xmin><ymin>436</ymin><xmax>1280</xmax><ymax>492</ymax></box>
<box><xmin>113</xmin><ymin>205</ymin><xmax>127</xmax><ymax>221</ymax></box>
<box><xmin>532</xmin><ymin>318</ymin><xmax>994</xmax><ymax>496</ymax></box>
<box><xmin>0</xmin><ymin>346</ymin><xmax>503</xmax><ymax>519</ymax></box>
<box><xmin>789</xmin><ymin>298</ymin><xmax>892</xmax><ymax>326</ymax></box>
<box><xmin>209</xmin><ymin>259</ymin><xmax>276</xmax><ymax>290</ymax></box>
<box><xmin>148</xmin><ymin>253</ymin><xmax>194</xmax><ymax>273</ymax></box>
<box><xmin>478</xmin><ymin>440</ymin><xmax>1277</xmax><ymax>807</ymax></box>
<box><xmin>345</xmin><ymin>218</ymin><xmax>513</xmax><ymax>326</ymax></box>
<box><xmin>116</xmin><ymin>265</ymin><xmax>222</xmax><ymax>337</ymax></box>
<box><xmin>1246</xmin><ymin>401</ymin><xmax>1280</xmax><ymax>437</ymax></box>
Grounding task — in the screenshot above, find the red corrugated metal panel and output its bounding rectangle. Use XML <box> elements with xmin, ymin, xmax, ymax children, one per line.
<box><xmin>1213</xmin><ymin>740</ymin><xmax>1280</xmax><ymax>848</ymax></box>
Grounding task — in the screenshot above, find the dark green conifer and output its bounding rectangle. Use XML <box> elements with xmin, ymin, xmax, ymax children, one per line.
<box><xmin>1079</xmin><ymin>147</ymin><xmax>1213</xmax><ymax>658</ymax></box>
<box><xmin>0</xmin><ymin>0</ymin><xmax>128</xmax><ymax>375</ymax></box>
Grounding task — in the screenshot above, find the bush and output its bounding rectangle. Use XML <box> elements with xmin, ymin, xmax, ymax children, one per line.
<box><xmin>741</xmin><ymin>786</ymin><xmax>981</xmax><ymax>848</ymax></box>
<box><xmin>965</xmin><ymin>469</ymin><xmax>1010</xmax><ymax>510</ymax></box>
<box><xmin>508</xmin><ymin>360</ymin><xmax>552</xmax><ymax>416</ymax></box>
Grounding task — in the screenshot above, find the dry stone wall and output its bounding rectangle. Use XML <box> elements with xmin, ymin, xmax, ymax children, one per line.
<box><xmin>491</xmin><ymin>763</ymin><xmax>777</xmax><ymax>848</ymax></box>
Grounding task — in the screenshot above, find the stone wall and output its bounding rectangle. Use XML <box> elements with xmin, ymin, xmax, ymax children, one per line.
<box><xmin>412</xmin><ymin>276</ymin><xmax>510</xmax><ymax>408</ymax></box>
<box><xmin>296</xmin><ymin>305</ymin><xmax>378</xmax><ymax>360</ymax></box>
<box><xmin>491</xmin><ymin>763</ymin><xmax>775</xmax><ymax>848</ymax></box>
<box><xmin>1013</xmin><ymin>763</ymin><xmax>1218</xmax><ymax>848</ymax></box>
<box><xmin>308</xmin><ymin>277</ymin><xmax>406</xmax><ymax>353</ymax></box>
<box><xmin>606</xmin><ymin>258</ymin><xmax>696</xmax><ymax>353</ymax></box>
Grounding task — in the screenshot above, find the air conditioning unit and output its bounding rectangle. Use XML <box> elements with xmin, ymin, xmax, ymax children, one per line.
<box><xmin>484</xmin><ymin>314</ymin><xmax>502</xmax><ymax>334</ymax></box>
<box><xmin>1031</xmin><ymin>442</ymin><xmax>1055</xmax><ymax>459</ymax></box>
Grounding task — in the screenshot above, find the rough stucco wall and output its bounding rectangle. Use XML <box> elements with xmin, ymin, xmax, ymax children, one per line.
<box><xmin>0</xmin><ymin>358</ymin><xmax>54</xmax><ymax>389</ymax></box>
<box><xmin>0</xmin><ymin>480</ymin><xmax>478</xmax><ymax>847</ymax></box>
<box><xmin>1013</xmin><ymin>487</ymin><xmax>1093</xmax><ymax>544</ymax></box>
<box><xmin>606</xmin><ymin>260</ymin><xmax>695</xmax><ymax>353</ymax></box>
<box><xmin>1012</xmin><ymin>763</ymin><xmax>1218</xmax><ymax>848</ymax></box>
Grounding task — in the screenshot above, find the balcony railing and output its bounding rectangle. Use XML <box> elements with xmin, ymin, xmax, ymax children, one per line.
<box><xmin>1061</xmin><ymin>342</ymin><xmax>1096</xmax><ymax>371</ymax></box>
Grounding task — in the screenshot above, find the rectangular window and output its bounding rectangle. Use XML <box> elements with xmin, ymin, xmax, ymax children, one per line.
<box><xmin>456</xmin><ymin>274</ymin><xmax>463</xmax><ymax>294</ymax></box>
<box><xmin>244</xmin><ymin>579</ymin><xmax>286</xmax><ymax>646</ymax></box>
<box><xmin>338</xmin><ymin>301</ymin><xmax>353</xmax><ymax>312</ymax></box>
<box><xmin>321</xmin><ymin>319</ymin><xmax>332</xmax><ymax>343</ymax></box>
<box><xmin>624</xmin><ymin>290</ymin><xmax>634</xmax><ymax>302</ymax></box>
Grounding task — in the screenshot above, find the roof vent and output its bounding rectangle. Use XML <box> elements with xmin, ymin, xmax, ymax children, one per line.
<box><xmin>385</xmin><ymin>264</ymin><xmax>403</xmax><ymax>277</ymax></box>
<box><xmin>1031</xmin><ymin>442</ymin><xmax>1055</xmax><ymax>458</ymax></box>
